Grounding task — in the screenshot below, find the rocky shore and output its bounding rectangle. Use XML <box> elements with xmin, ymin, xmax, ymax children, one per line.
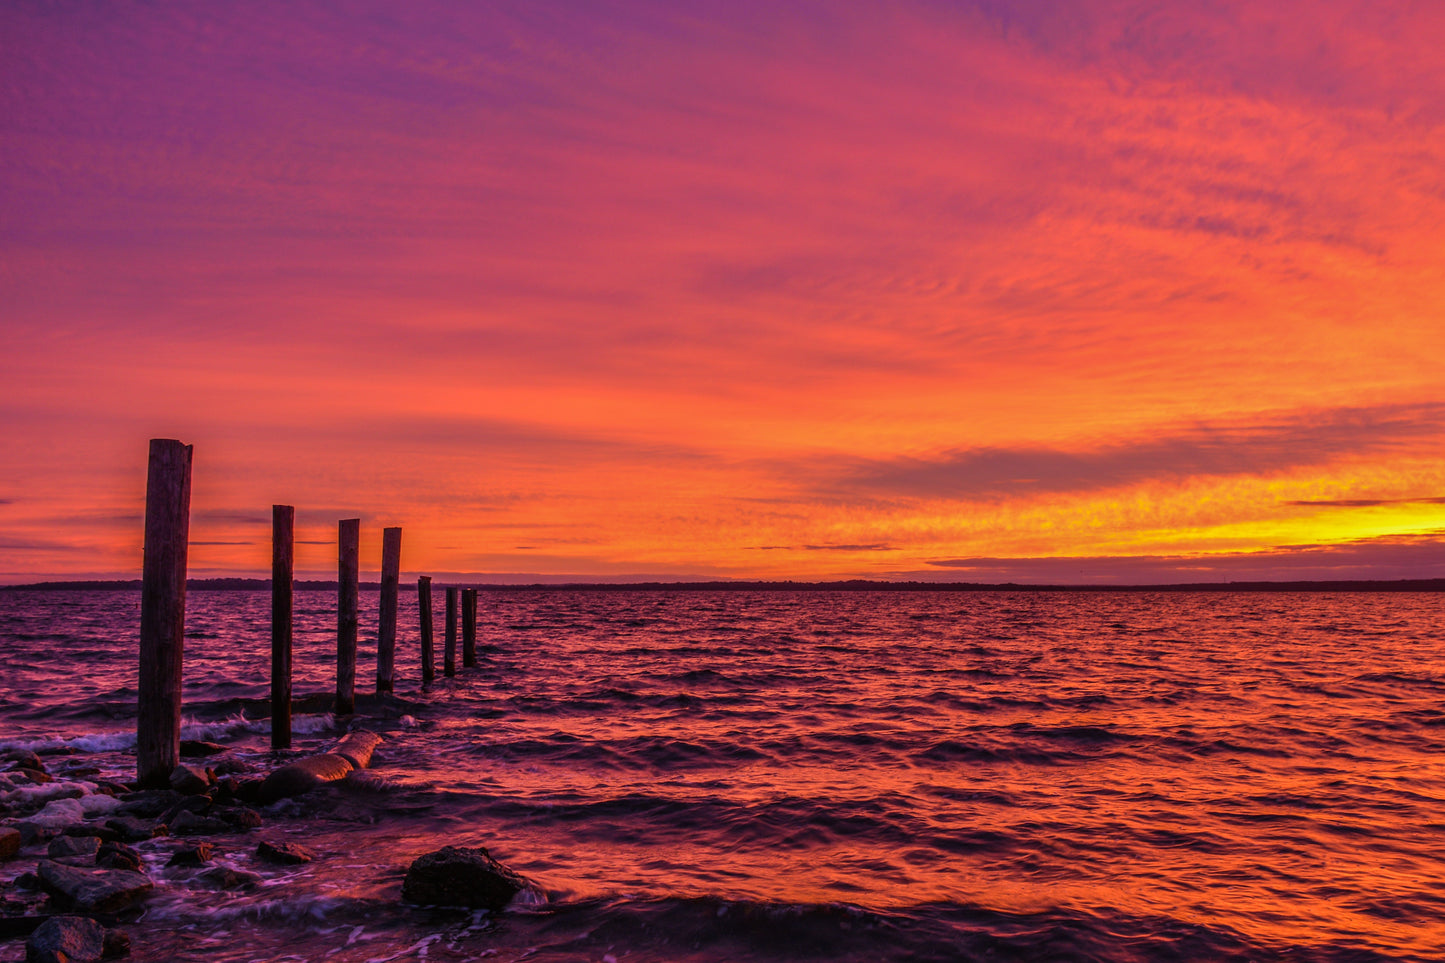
<box><xmin>0</xmin><ymin>734</ymin><xmax>536</xmax><ymax>962</ymax></box>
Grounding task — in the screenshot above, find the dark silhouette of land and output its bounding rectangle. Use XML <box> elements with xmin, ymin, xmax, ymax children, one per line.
<box><xmin>4</xmin><ymin>577</ymin><xmax>1443</xmax><ymax>592</ymax></box>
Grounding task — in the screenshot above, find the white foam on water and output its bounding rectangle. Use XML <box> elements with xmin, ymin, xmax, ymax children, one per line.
<box><xmin>69</xmin><ymin>731</ymin><xmax>137</xmax><ymax>752</ymax></box>
<box><xmin>366</xmin><ymin>934</ymin><xmax>441</xmax><ymax>963</ymax></box>
<box><xmin>293</xmin><ymin>713</ymin><xmax>338</xmax><ymax>734</ymax></box>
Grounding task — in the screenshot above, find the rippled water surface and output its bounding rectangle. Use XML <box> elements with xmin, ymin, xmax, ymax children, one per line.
<box><xmin>2</xmin><ymin>588</ymin><xmax>1444</xmax><ymax>962</ymax></box>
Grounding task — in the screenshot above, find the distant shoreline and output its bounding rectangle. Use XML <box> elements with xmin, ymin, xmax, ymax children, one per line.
<box><xmin>3</xmin><ymin>577</ymin><xmax>1443</xmax><ymax>593</ymax></box>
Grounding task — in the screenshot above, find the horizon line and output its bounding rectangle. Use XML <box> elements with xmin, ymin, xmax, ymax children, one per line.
<box><xmin>4</xmin><ymin>576</ymin><xmax>1444</xmax><ymax>593</ymax></box>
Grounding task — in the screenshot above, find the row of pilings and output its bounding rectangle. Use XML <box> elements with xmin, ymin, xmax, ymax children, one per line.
<box><xmin>137</xmin><ymin>438</ymin><xmax>476</xmax><ymax>787</ymax></box>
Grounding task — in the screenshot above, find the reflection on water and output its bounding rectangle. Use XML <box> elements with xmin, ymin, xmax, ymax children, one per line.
<box><xmin>1</xmin><ymin>588</ymin><xmax>1443</xmax><ymax>961</ymax></box>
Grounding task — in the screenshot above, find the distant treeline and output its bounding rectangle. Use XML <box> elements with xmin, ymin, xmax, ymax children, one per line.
<box><xmin>4</xmin><ymin>577</ymin><xmax>1444</xmax><ymax>593</ymax></box>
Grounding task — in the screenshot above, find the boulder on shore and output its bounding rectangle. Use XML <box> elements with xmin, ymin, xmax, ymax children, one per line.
<box><xmin>36</xmin><ymin>860</ymin><xmax>153</xmax><ymax>913</ymax></box>
<box><xmin>0</xmin><ymin>827</ymin><xmax>20</xmax><ymax>861</ymax></box>
<box><xmin>256</xmin><ymin>840</ymin><xmax>314</xmax><ymax>865</ymax></box>
<box><xmin>401</xmin><ymin>845</ymin><xmax>532</xmax><ymax>911</ymax></box>
<box><xmin>25</xmin><ymin>915</ymin><xmax>104</xmax><ymax>963</ymax></box>
<box><xmin>168</xmin><ymin>764</ymin><xmax>212</xmax><ymax>796</ymax></box>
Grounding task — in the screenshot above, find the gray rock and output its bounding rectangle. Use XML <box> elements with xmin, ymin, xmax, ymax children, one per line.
<box><xmin>35</xmin><ymin>861</ymin><xmax>153</xmax><ymax>913</ymax></box>
<box><xmin>0</xmin><ymin>827</ymin><xmax>20</xmax><ymax>860</ymax></box>
<box><xmin>167</xmin><ymin>811</ymin><xmax>230</xmax><ymax>836</ymax></box>
<box><xmin>25</xmin><ymin>915</ymin><xmax>104</xmax><ymax>963</ymax></box>
<box><xmin>47</xmin><ymin>836</ymin><xmax>100</xmax><ymax>859</ymax></box>
<box><xmin>213</xmin><ymin>806</ymin><xmax>262</xmax><ymax>830</ymax></box>
<box><xmin>255</xmin><ymin>840</ymin><xmax>313</xmax><ymax>865</ymax></box>
<box><xmin>198</xmin><ymin>865</ymin><xmax>260</xmax><ymax>891</ymax></box>
<box><xmin>4</xmin><ymin>749</ymin><xmax>45</xmax><ymax>773</ymax></box>
<box><xmin>102</xmin><ymin>816</ymin><xmax>158</xmax><ymax>842</ymax></box>
<box><xmin>179</xmin><ymin>740</ymin><xmax>228</xmax><ymax>758</ymax></box>
<box><xmin>167</xmin><ymin>842</ymin><xmax>214</xmax><ymax>866</ymax></box>
<box><xmin>102</xmin><ymin>929</ymin><xmax>131</xmax><ymax>958</ymax></box>
<box><xmin>401</xmin><ymin>845</ymin><xmax>530</xmax><ymax>910</ymax></box>
<box><xmin>168</xmin><ymin>764</ymin><xmax>212</xmax><ymax>796</ymax></box>
<box><xmin>115</xmin><ymin>790</ymin><xmax>184</xmax><ymax>819</ymax></box>
<box><xmin>157</xmin><ymin>794</ymin><xmax>210</xmax><ymax>826</ymax></box>
<box><xmin>96</xmin><ymin>841</ymin><xmax>143</xmax><ymax>872</ymax></box>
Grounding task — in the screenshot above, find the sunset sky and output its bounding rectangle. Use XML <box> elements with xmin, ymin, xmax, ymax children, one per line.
<box><xmin>3</xmin><ymin>0</ymin><xmax>1443</xmax><ymax>584</ymax></box>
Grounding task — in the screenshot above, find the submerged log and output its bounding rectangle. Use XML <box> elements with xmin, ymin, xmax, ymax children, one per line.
<box><xmin>256</xmin><ymin>730</ymin><xmax>383</xmax><ymax>804</ymax></box>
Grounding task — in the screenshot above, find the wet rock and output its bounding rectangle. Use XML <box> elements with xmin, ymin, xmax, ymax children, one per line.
<box><xmin>3</xmin><ymin>749</ymin><xmax>45</xmax><ymax>772</ymax></box>
<box><xmin>157</xmin><ymin>795</ymin><xmax>210</xmax><ymax>826</ymax></box>
<box><xmin>0</xmin><ymin>827</ymin><xmax>20</xmax><ymax>860</ymax></box>
<box><xmin>255</xmin><ymin>840</ymin><xmax>314</xmax><ymax>865</ymax></box>
<box><xmin>179</xmin><ymin>740</ymin><xmax>228</xmax><ymax>758</ymax></box>
<box><xmin>95</xmin><ymin>842</ymin><xmax>143</xmax><ymax>872</ymax></box>
<box><xmin>198</xmin><ymin>866</ymin><xmax>260</xmax><ymax>891</ymax></box>
<box><xmin>36</xmin><ymin>861</ymin><xmax>154</xmax><ymax>913</ymax></box>
<box><xmin>102</xmin><ymin>817</ymin><xmax>158</xmax><ymax>843</ymax></box>
<box><xmin>168</xmin><ymin>765</ymin><xmax>212</xmax><ymax>796</ymax></box>
<box><xmin>29</xmin><ymin>797</ymin><xmax>86</xmax><ymax>830</ymax></box>
<box><xmin>15</xmin><ymin>768</ymin><xmax>52</xmax><ymax>786</ymax></box>
<box><xmin>167</xmin><ymin>842</ymin><xmax>214</xmax><ymax>866</ymax></box>
<box><xmin>401</xmin><ymin>845</ymin><xmax>530</xmax><ymax>910</ymax></box>
<box><xmin>213</xmin><ymin>806</ymin><xmax>262</xmax><ymax>830</ymax></box>
<box><xmin>47</xmin><ymin>836</ymin><xmax>100</xmax><ymax>859</ymax></box>
<box><xmin>14</xmin><ymin>823</ymin><xmax>56</xmax><ymax>847</ymax></box>
<box><xmin>229</xmin><ymin>778</ymin><xmax>265</xmax><ymax>805</ymax></box>
<box><xmin>102</xmin><ymin>928</ymin><xmax>131</xmax><ymax>958</ymax></box>
<box><xmin>211</xmin><ymin>755</ymin><xmax>249</xmax><ymax>777</ymax></box>
<box><xmin>166</xmin><ymin>811</ymin><xmax>230</xmax><ymax>836</ymax></box>
<box><xmin>25</xmin><ymin>915</ymin><xmax>104</xmax><ymax>963</ymax></box>
<box><xmin>63</xmin><ymin>815</ymin><xmax>107</xmax><ymax>832</ymax></box>
<box><xmin>115</xmin><ymin>790</ymin><xmax>183</xmax><ymax>819</ymax></box>
<box><xmin>93</xmin><ymin>781</ymin><xmax>133</xmax><ymax>797</ymax></box>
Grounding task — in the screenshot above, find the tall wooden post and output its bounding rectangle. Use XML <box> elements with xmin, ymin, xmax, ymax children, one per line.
<box><xmin>337</xmin><ymin>518</ymin><xmax>359</xmax><ymax>714</ymax></box>
<box><xmin>271</xmin><ymin>505</ymin><xmax>294</xmax><ymax>750</ymax></box>
<box><xmin>444</xmin><ymin>587</ymin><xmax>458</xmax><ymax>677</ymax></box>
<box><xmin>462</xmin><ymin>588</ymin><xmax>478</xmax><ymax>668</ymax></box>
<box><xmin>137</xmin><ymin>439</ymin><xmax>192</xmax><ymax>787</ymax></box>
<box><xmin>376</xmin><ymin>527</ymin><xmax>401</xmax><ymax>693</ymax></box>
<box><xmin>418</xmin><ymin>576</ymin><xmax>435</xmax><ymax>683</ymax></box>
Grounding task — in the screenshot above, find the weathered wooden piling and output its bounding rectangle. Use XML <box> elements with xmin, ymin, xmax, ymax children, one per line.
<box><xmin>418</xmin><ymin>576</ymin><xmax>435</xmax><ymax>683</ymax></box>
<box><xmin>137</xmin><ymin>438</ymin><xmax>192</xmax><ymax>787</ymax></box>
<box><xmin>445</xmin><ymin>587</ymin><xmax>458</xmax><ymax>677</ymax></box>
<box><xmin>462</xmin><ymin>588</ymin><xmax>478</xmax><ymax>668</ymax></box>
<box><xmin>376</xmin><ymin>527</ymin><xmax>401</xmax><ymax>693</ymax></box>
<box><xmin>271</xmin><ymin>505</ymin><xmax>294</xmax><ymax>750</ymax></box>
<box><xmin>337</xmin><ymin>518</ymin><xmax>360</xmax><ymax>714</ymax></box>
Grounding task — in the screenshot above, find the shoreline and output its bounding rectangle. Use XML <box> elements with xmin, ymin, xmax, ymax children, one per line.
<box><xmin>5</xmin><ymin>577</ymin><xmax>1445</xmax><ymax>593</ymax></box>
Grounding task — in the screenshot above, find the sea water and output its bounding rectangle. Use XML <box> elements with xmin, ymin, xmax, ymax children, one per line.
<box><xmin>1</xmin><ymin>588</ymin><xmax>1443</xmax><ymax>962</ymax></box>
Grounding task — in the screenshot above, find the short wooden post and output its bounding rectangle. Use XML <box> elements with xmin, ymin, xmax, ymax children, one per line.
<box><xmin>336</xmin><ymin>518</ymin><xmax>359</xmax><ymax>714</ymax></box>
<box><xmin>376</xmin><ymin>527</ymin><xmax>401</xmax><ymax>693</ymax></box>
<box><xmin>271</xmin><ymin>505</ymin><xmax>294</xmax><ymax>750</ymax></box>
<box><xmin>418</xmin><ymin>575</ymin><xmax>435</xmax><ymax>683</ymax></box>
<box><xmin>137</xmin><ymin>439</ymin><xmax>192</xmax><ymax>787</ymax></box>
<box><xmin>462</xmin><ymin>588</ymin><xmax>478</xmax><ymax>668</ymax></box>
<box><xmin>444</xmin><ymin>587</ymin><xmax>458</xmax><ymax>677</ymax></box>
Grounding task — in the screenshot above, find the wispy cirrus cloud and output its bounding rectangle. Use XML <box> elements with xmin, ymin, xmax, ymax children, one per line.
<box><xmin>833</xmin><ymin>404</ymin><xmax>1445</xmax><ymax>502</ymax></box>
<box><xmin>1284</xmin><ymin>497</ymin><xmax>1445</xmax><ymax>508</ymax></box>
<box><xmin>921</xmin><ymin>531</ymin><xmax>1445</xmax><ymax>584</ymax></box>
